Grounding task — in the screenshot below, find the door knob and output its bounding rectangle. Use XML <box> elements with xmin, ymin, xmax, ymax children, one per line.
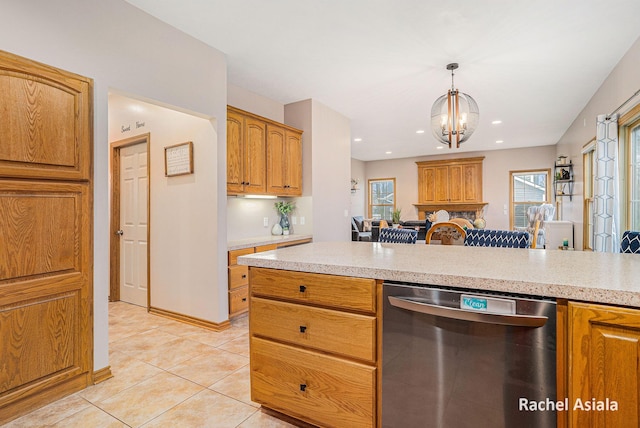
<box><xmin>116</xmin><ymin>230</ymin><xmax>124</xmax><ymax>236</ymax></box>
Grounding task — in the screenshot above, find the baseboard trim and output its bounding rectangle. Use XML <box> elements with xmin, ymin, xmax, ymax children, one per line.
<box><xmin>149</xmin><ymin>306</ymin><xmax>231</xmax><ymax>332</ymax></box>
<box><xmin>93</xmin><ymin>366</ymin><xmax>113</xmax><ymax>384</ymax></box>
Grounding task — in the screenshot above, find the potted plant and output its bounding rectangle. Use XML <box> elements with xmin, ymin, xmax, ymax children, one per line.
<box><xmin>391</xmin><ymin>208</ymin><xmax>402</xmax><ymax>227</ymax></box>
<box><xmin>275</xmin><ymin>201</ymin><xmax>295</xmax><ymax>235</ymax></box>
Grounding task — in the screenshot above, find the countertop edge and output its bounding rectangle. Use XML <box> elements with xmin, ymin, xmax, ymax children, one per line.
<box><xmin>238</xmin><ymin>253</ymin><xmax>640</xmax><ymax>309</ymax></box>
<box><xmin>228</xmin><ymin>234</ymin><xmax>313</xmax><ymax>251</ymax></box>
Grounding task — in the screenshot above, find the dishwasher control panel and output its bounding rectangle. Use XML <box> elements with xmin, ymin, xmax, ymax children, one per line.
<box><xmin>460</xmin><ymin>294</ymin><xmax>516</xmax><ymax>314</ymax></box>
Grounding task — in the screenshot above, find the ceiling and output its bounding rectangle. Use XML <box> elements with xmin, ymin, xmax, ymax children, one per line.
<box><xmin>125</xmin><ymin>0</ymin><xmax>640</xmax><ymax>161</ymax></box>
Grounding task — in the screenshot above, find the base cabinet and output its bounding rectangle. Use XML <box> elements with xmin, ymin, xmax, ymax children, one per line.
<box><xmin>228</xmin><ymin>238</ymin><xmax>312</xmax><ymax>319</ymax></box>
<box><xmin>568</xmin><ymin>302</ymin><xmax>640</xmax><ymax>428</ymax></box>
<box><xmin>249</xmin><ymin>268</ymin><xmax>379</xmax><ymax>427</ymax></box>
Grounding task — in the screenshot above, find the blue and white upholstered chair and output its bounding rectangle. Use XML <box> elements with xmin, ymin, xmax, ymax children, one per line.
<box><xmin>620</xmin><ymin>231</ymin><xmax>640</xmax><ymax>254</ymax></box>
<box><xmin>464</xmin><ymin>229</ymin><xmax>530</xmax><ymax>248</ymax></box>
<box><xmin>379</xmin><ymin>227</ymin><xmax>418</xmax><ymax>244</ymax></box>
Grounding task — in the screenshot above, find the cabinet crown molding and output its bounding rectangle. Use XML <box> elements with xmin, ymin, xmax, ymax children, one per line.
<box><xmin>416</xmin><ymin>156</ymin><xmax>485</xmax><ymax>167</ymax></box>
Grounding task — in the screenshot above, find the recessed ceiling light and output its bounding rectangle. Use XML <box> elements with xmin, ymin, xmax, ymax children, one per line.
<box><xmin>492</xmin><ymin>120</ymin><xmax>502</xmax><ymax>125</ymax></box>
<box><xmin>385</xmin><ymin>151</ymin><xmax>392</xmax><ymax>154</ymax></box>
<box><xmin>416</xmin><ymin>130</ymin><xmax>425</xmax><ymax>134</ymax></box>
<box><xmin>436</xmin><ymin>146</ymin><xmax>444</xmax><ymax>150</ymax></box>
<box><xmin>354</xmin><ymin>138</ymin><xmax>362</xmax><ymax>142</ymax></box>
<box><xmin>496</xmin><ymin>140</ymin><xmax>504</xmax><ymax>144</ymax></box>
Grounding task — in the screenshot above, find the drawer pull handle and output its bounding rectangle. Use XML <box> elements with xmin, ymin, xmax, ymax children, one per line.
<box><xmin>299</xmin><ymin>325</ymin><xmax>307</xmax><ymax>333</ymax></box>
<box><xmin>299</xmin><ymin>383</ymin><xmax>307</xmax><ymax>392</ymax></box>
<box><xmin>241</xmin><ymin>274</ymin><xmax>247</xmax><ymax>279</ymax></box>
<box><xmin>242</xmin><ymin>297</ymin><xmax>247</xmax><ymax>302</ymax></box>
<box><xmin>299</xmin><ymin>285</ymin><xmax>306</xmax><ymax>292</ymax></box>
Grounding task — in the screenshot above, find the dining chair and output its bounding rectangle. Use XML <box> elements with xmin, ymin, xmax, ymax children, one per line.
<box><xmin>620</xmin><ymin>230</ymin><xmax>640</xmax><ymax>253</ymax></box>
<box><xmin>379</xmin><ymin>227</ymin><xmax>418</xmax><ymax>244</ymax></box>
<box><xmin>464</xmin><ymin>229</ymin><xmax>530</xmax><ymax>248</ymax></box>
<box><xmin>425</xmin><ymin>222</ymin><xmax>467</xmax><ymax>245</ymax></box>
<box><xmin>449</xmin><ymin>217</ymin><xmax>474</xmax><ymax>230</ymax></box>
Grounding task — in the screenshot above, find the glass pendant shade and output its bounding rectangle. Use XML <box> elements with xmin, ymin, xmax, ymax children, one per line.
<box><xmin>430</xmin><ymin>64</ymin><xmax>479</xmax><ymax>148</ymax></box>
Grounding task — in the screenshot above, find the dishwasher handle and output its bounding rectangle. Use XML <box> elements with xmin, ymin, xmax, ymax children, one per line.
<box><xmin>388</xmin><ymin>296</ymin><xmax>548</xmax><ymax>328</ymax></box>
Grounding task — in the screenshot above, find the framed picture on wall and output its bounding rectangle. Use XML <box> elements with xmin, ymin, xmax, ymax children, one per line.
<box><xmin>164</xmin><ymin>141</ymin><xmax>194</xmax><ymax>176</ymax></box>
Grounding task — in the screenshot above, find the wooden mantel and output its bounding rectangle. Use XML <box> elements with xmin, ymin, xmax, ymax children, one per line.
<box><xmin>414</xmin><ymin>202</ymin><xmax>488</xmax><ymax>220</ymax></box>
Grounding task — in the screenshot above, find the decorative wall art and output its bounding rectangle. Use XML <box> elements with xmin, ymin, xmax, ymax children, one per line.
<box><xmin>164</xmin><ymin>141</ymin><xmax>194</xmax><ymax>176</ymax></box>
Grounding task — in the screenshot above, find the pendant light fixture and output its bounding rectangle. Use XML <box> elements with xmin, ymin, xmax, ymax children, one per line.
<box><xmin>430</xmin><ymin>63</ymin><xmax>479</xmax><ymax>148</ymax></box>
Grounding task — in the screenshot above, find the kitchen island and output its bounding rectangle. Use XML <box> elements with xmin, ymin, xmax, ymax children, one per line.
<box><xmin>239</xmin><ymin>242</ymin><xmax>640</xmax><ymax>428</ymax></box>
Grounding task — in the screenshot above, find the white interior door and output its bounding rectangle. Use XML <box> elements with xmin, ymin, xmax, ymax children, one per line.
<box><xmin>119</xmin><ymin>142</ymin><xmax>148</xmax><ymax>307</ymax></box>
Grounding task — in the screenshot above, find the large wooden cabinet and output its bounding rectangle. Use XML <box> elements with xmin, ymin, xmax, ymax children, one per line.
<box><xmin>566</xmin><ymin>302</ymin><xmax>640</xmax><ymax>428</ymax></box>
<box><xmin>416</xmin><ymin>156</ymin><xmax>484</xmax><ymax>204</ymax></box>
<box><xmin>249</xmin><ymin>268</ymin><xmax>379</xmax><ymax>427</ymax></box>
<box><xmin>227</xmin><ymin>106</ymin><xmax>302</xmax><ymax>197</ymax></box>
<box><xmin>0</xmin><ymin>50</ymin><xmax>93</xmax><ymax>424</ymax></box>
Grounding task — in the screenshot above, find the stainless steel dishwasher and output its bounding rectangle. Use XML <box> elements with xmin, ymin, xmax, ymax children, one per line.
<box><xmin>382</xmin><ymin>282</ymin><xmax>556</xmax><ymax>428</ymax></box>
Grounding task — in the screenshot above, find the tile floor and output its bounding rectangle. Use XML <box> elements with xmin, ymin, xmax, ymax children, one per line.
<box><xmin>4</xmin><ymin>302</ymin><xmax>297</xmax><ymax>428</ymax></box>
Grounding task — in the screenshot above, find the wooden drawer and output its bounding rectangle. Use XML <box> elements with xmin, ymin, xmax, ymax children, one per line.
<box><xmin>251</xmin><ymin>297</ymin><xmax>376</xmax><ymax>362</ymax></box>
<box><xmin>250</xmin><ymin>268</ymin><xmax>376</xmax><ymax>313</ymax></box>
<box><xmin>229</xmin><ymin>287</ymin><xmax>249</xmax><ymax>315</ymax></box>
<box><xmin>229</xmin><ymin>247</ymin><xmax>254</xmax><ymax>265</ymax></box>
<box><xmin>251</xmin><ymin>337</ymin><xmax>375</xmax><ymax>428</ymax></box>
<box><xmin>255</xmin><ymin>243</ymin><xmax>278</xmax><ymax>253</ymax></box>
<box><xmin>228</xmin><ymin>265</ymin><xmax>249</xmax><ymax>290</ymax></box>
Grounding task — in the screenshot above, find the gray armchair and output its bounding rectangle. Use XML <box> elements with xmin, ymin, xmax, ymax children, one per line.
<box><xmin>351</xmin><ymin>216</ymin><xmax>372</xmax><ymax>241</ymax></box>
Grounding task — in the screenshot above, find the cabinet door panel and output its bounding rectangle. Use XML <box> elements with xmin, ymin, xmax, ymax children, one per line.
<box><xmin>448</xmin><ymin>165</ymin><xmax>463</xmax><ymax>202</ymax></box>
<box><xmin>284</xmin><ymin>130</ymin><xmax>302</xmax><ymax>196</ymax></box>
<box><xmin>434</xmin><ymin>166</ymin><xmax>449</xmax><ymax>202</ymax></box>
<box><xmin>463</xmin><ymin>163</ymin><xmax>481</xmax><ymax>202</ymax></box>
<box><xmin>266</xmin><ymin>125</ymin><xmax>286</xmax><ymax>194</ymax></box>
<box><xmin>569</xmin><ymin>302</ymin><xmax>640</xmax><ymax>428</ymax></box>
<box><xmin>226</xmin><ymin>111</ymin><xmax>244</xmax><ymax>194</ymax></box>
<box><xmin>0</xmin><ymin>180</ymin><xmax>91</xmax><ymax>421</ymax></box>
<box><xmin>0</xmin><ymin>54</ymin><xmax>91</xmax><ymax>181</ymax></box>
<box><xmin>419</xmin><ymin>167</ymin><xmax>435</xmax><ymax>203</ymax></box>
<box><xmin>244</xmin><ymin>118</ymin><xmax>267</xmax><ymax>193</ymax></box>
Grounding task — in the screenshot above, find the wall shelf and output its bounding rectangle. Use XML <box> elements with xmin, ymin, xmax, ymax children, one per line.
<box><xmin>554</xmin><ymin>161</ymin><xmax>573</xmax><ymax>201</ymax></box>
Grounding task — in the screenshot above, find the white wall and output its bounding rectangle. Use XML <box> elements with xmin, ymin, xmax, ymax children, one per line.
<box><xmin>227</xmin><ymin>197</ymin><xmax>313</xmax><ymax>240</ymax></box>
<box><xmin>228</xmin><ymin>84</ymin><xmax>284</xmax><ymax>123</ymax></box>
<box><xmin>363</xmin><ymin>146</ymin><xmax>557</xmax><ymax>230</ymax></box>
<box><xmin>109</xmin><ymin>94</ymin><xmax>221</xmax><ymax>320</ymax></box>
<box><xmin>1</xmin><ymin>0</ymin><xmax>228</xmax><ymax>371</ymax></box>
<box><xmin>286</xmin><ymin>100</ymin><xmax>352</xmax><ymax>241</ymax></box>
<box><xmin>556</xmin><ymin>36</ymin><xmax>640</xmax><ymax>250</ymax></box>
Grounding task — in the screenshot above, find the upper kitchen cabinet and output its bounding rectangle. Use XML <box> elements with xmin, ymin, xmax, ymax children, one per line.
<box><xmin>416</xmin><ymin>156</ymin><xmax>484</xmax><ymax>204</ymax></box>
<box><xmin>227</xmin><ymin>106</ymin><xmax>302</xmax><ymax>197</ymax></box>
<box><xmin>267</xmin><ymin>124</ymin><xmax>302</xmax><ymax>196</ymax></box>
<box><xmin>227</xmin><ymin>107</ymin><xmax>267</xmax><ymax>195</ymax></box>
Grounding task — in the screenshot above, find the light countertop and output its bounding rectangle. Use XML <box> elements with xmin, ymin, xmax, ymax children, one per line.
<box><xmin>237</xmin><ymin>241</ymin><xmax>640</xmax><ymax>308</ymax></box>
<box><xmin>228</xmin><ymin>234</ymin><xmax>313</xmax><ymax>251</ymax></box>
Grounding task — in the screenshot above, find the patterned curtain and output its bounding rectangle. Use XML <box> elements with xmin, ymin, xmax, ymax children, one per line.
<box><xmin>593</xmin><ymin>114</ymin><xmax>620</xmax><ymax>252</ymax></box>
